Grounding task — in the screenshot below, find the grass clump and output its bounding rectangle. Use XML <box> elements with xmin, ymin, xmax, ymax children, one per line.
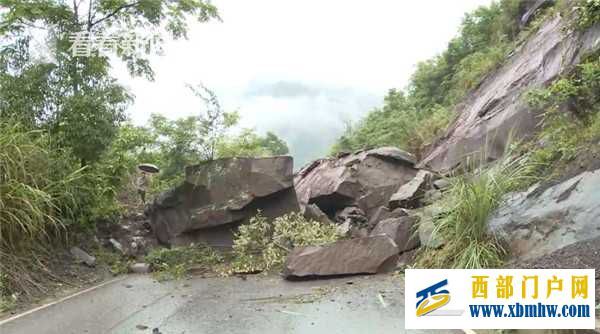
<box><xmin>418</xmin><ymin>153</ymin><xmax>537</xmax><ymax>269</ymax></box>
<box><xmin>145</xmin><ymin>244</ymin><xmax>223</xmax><ymax>281</ymax></box>
<box><xmin>230</xmin><ymin>212</ymin><xmax>340</xmax><ymax>274</ymax></box>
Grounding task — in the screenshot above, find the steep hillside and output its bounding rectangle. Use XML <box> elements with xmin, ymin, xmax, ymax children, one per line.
<box><xmin>332</xmin><ymin>0</ymin><xmax>600</xmax><ymax>170</ymax></box>
<box><xmin>420</xmin><ymin>2</ymin><xmax>600</xmax><ymax>172</ymax></box>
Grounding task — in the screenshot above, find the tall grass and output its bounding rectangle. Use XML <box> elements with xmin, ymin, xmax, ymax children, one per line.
<box><xmin>0</xmin><ymin>121</ymin><xmax>89</xmax><ymax>300</ymax></box>
<box><xmin>419</xmin><ymin>152</ymin><xmax>538</xmax><ymax>269</ymax></box>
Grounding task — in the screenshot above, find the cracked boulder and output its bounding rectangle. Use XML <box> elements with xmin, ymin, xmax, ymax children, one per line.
<box><xmin>370</xmin><ymin>216</ymin><xmax>420</xmax><ymax>253</ymax></box>
<box><xmin>282</xmin><ymin>235</ymin><xmax>399</xmax><ymax>278</ymax></box>
<box><xmin>295</xmin><ymin>147</ymin><xmax>418</xmax><ymax>220</ymax></box>
<box><xmin>146</xmin><ymin>157</ymin><xmax>299</xmax><ymax>247</ymax></box>
<box><xmin>489</xmin><ymin>167</ymin><xmax>600</xmax><ymax>261</ymax></box>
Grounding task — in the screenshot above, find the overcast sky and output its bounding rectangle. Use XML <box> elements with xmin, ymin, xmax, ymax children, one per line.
<box><xmin>114</xmin><ymin>0</ymin><xmax>492</xmax><ymax>167</ymax></box>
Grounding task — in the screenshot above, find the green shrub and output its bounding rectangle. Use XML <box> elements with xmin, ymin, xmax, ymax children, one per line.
<box><xmin>525</xmin><ymin>56</ymin><xmax>600</xmax><ymax>167</ymax></box>
<box><xmin>330</xmin><ymin>91</ymin><xmax>453</xmax><ymax>158</ymax></box>
<box><xmin>145</xmin><ymin>244</ymin><xmax>223</xmax><ymax>281</ymax></box>
<box><xmin>574</xmin><ymin>0</ymin><xmax>600</xmax><ymax>30</ymax></box>
<box><xmin>230</xmin><ymin>212</ymin><xmax>340</xmax><ymax>274</ymax></box>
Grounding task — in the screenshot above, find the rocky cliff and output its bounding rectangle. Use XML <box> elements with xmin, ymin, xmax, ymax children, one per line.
<box><xmin>419</xmin><ymin>8</ymin><xmax>600</xmax><ymax>173</ymax></box>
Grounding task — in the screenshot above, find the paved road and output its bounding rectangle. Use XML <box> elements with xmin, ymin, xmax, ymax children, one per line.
<box><xmin>0</xmin><ymin>273</ymin><xmax>456</xmax><ymax>334</ymax></box>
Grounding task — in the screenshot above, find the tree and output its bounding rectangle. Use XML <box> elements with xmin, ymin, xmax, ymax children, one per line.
<box><xmin>0</xmin><ymin>0</ymin><xmax>220</xmax><ymax>164</ymax></box>
<box><xmin>186</xmin><ymin>83</ymin><xmax>239</xmax><ymax>160</ymax></box>
<box><xmin>216</xmin><ymin>129</ymin><xmax>289</xmax><ymax>158</ymax></box>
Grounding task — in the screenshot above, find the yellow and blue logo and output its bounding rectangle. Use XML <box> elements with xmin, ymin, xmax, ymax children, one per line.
<box><xmin>416</xmin><ymin>279</ymin><xmax>450</xmax><ymax>316</ymax></box>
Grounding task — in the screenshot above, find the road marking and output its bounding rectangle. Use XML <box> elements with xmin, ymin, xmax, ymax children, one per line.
<box><xmin>0</xmin><ymin>276</ymin><xmax>128</xmax><ymax>326</ymax></box>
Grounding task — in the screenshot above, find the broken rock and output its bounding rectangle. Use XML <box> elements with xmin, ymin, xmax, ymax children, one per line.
<box><xmin>129</xmin><ymin>263</ymin><xmax>151</xmax><ymax>274</ymax></box>
<box><xmin>335</xmin><ymin>206</ymin><xmax>367</xmax><ymax>226</ymax></box>
<box><xmin>70</xmin><ymin>247</ymin><xmax>96</xmax><ymax>267</ymax></box>
<box><xmin>282</xmin><ymin>235</ymin><xmax>399</xmax><ymax>278</ymax></box>
<box><xmin>295</xmin><ymin>147</ymin><xmax>418</xmax><ymax>218</ymax></box>
<box><xmin>389</xmin><ymin>170</ymin><xmax>432</xmax><ymax>209</ymax></box>
<box><xmin>366</xmin><ymin>206</ymin><xmax>408</xmax><ymax>230</ymax></box>
<box><xmin>146</xmin><ymin>157</ymin><xmax>299</xmax><ymax>247</ymax></box>
<box><xmin>302</xmin><ymin>203</ymin><xmax>333</xmax><ymax>225</ymax></box>
<box><xmin>412</xmin><ymin>205</ymin><xmax>445</xmax><ymax>249</ymax></box>
<box><xmin>370</xmin><ymin>216</ymin><xmax>420</xmax><ymax>253</ymax></box>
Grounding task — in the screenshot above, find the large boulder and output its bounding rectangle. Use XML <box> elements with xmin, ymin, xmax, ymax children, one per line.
<box><xmin>146</xmin><ymin>157</ymin><xmax>299</xmax><ymax>247</ymax></box>
<box><xmin>418</xmin><ymin>14</ymin><xmax>600</xmax><ymax>173</ymax></box>
<box><xmin>295</xmin><ymin>147</ymin><xmax>418</xmax><ymax>219</ymax></box>
<box><xmin>282</xmin><ymin>235</ymin><xmax>399</xmax><ymax>278</ymax></box>
<box><xmin>489</xmin><ymin>168</ymin><xmax>600</xmax><ymax>261</ymax></box>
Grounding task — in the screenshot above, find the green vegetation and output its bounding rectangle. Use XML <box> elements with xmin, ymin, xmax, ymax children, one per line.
<box><xmin>0</xmin><ymin>272</ymin><xmax>15</xmax><ymax>312</ymax></box>
<box><xmin>574</xmin><ymin>0</ymin><xmax>600</xmax><ymax>30</ymax></box>
<box><xmin>145</xmin><ymin>244</ymin><xmax>224</xmax><ymax>281</ymax></box>
<box><xmin>0</xmin><ymin>0</ymin><xmax>293</xmax><ymax>299</ymax></box>
<box><xmin>333</xmin><ymin>0</ymin><xmax>525</xmax><ymax>157</ymax></box>
<box><xmin>230</xmin><ymin>212</ymin><xmax>340</xmax><ymax>274</ymax></box>
<box><xmin>94</xmin><ymin>248</ymin><xmax>131</xmax><ymax>276</ymax></box>
<box><xmin>418</xmin><ymin>153</ymin><xmax>537</xmax><ymax>269</ymax></box>
<box><xmin>525</xmin><ymin>54</ymin><xmax>600</xmax><ymax>172</ymax></box>
<box><xmin>418</xmin><ymin>54</ymin><xmax>600</xmax><ymax>270</ymax></box>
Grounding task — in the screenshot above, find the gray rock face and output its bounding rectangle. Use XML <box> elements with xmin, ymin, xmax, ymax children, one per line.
<box><xmin>489</xmin><ymin>168</ymin><xmax>600</xmax><ymax>261</ymax></box>
<box><xmin>146</xmin><ymin>157</ymin><xmax>299</xmax><ymax>247</ymax></box>
<box><xmin>520</xmin><ymin>0</ymin><xmax>554</xmax><ymax>29</ymax></box>
<box><xmin>295</xmin><ymin>147</ymin><xmax>418</xmax><ymax>219</ymax></box>
<box><xmin>282</xmin><ymin>235</ymin><xmax>399</xmax><ymax>278</ymax></box>
<box><xmin>418</xmin><ymin>15</ymin><xmax>600</xmax><ymax>173</ymax></box>
<box><xmin>370</xmin><ymin>216</ymin><xmax>420</xmax><ymax>253</ymax></box>
<box><xmin>411</xmin><ymin>205</ymin><xmax>445</xmax><ymax>249</ymax></box>
<box><xmin>513</xmin><ymin>236</ymin><xmax>600</xmax><ymax>300</ymax></box>
<box><xmin>388</xmin><ymin>170</ymin><xmax>432</xmax><ymax>209</ymax></box>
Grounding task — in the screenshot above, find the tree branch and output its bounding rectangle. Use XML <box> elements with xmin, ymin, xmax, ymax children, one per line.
<box><xmin>90</xmin><ymin>1</ymin><xmax>141</xmax><ymax>27</ymax></box>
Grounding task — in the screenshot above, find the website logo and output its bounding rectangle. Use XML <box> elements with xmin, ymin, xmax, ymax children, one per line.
<box><xmin>406</xmin><ymin>269</ymin><xmax>595</xmax><ymax>329</ymax></box>
<box><xmin>416</xmin><ymin>279</ymin><xmax>450</xmax><ymax>316</ymax></box>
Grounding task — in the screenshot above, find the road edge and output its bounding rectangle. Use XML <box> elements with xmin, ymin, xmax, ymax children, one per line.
<box><xmin>0</xmin><ymin>275</ymin><xmax>128</xmax><ymax>326</ymax></box>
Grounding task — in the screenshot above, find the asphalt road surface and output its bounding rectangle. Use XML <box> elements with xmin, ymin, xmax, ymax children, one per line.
<box><xmin>0</xmin><ymin>273</ymin><xmax>457</xmax><ymax>334</ymax></box>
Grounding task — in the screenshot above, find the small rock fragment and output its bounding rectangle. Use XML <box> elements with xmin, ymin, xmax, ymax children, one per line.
<box><xmin>109</xmin><ymin>238</ymin><xmax>124</xmax><ymax>254</ymax></box>
<box><xmin>70</xmin><ymin>247</ymin><xmax>96</xmax><ymax>267</ymax></box>
<box><xmin>129</xmin><ymin>263</ymin><xmax>151</xmax><ymax>274</ymax></box>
